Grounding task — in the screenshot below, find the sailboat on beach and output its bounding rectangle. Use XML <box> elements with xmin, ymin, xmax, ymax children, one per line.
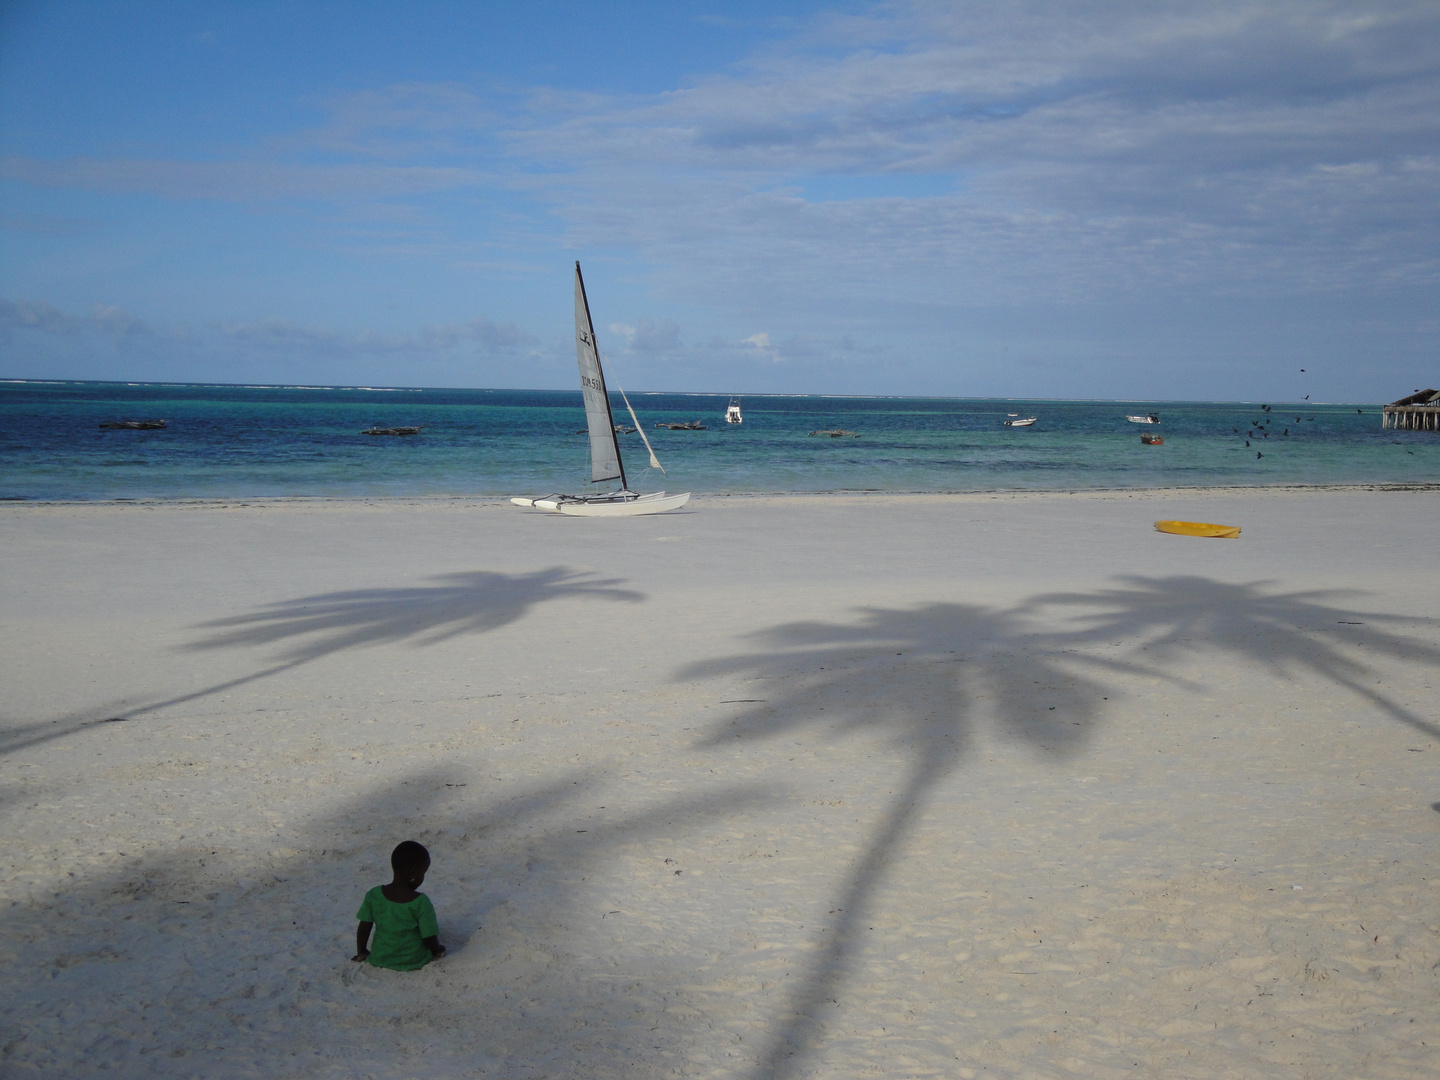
<box><xmin>510</xmin><ymin>263</ymin><xmax>691</xmax><ymax>517</ymax></box>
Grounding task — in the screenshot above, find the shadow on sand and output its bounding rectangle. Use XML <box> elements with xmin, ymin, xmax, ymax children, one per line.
<box><xmin>6</xmin><ymin>574</ymin><xmax>1437</xmax><ymax>1077</ymax></box>
<box><xmin>2</xmin><ymin>757</ymin><xmax>784</xmax><ymax>1076</ymax></box>
<box><xmin>681</xmin><ymin>575</ymin><xmax>1439</xmax><ymax>1079</ymax></box>
<box><xmin>0</xmin><ymin>566</ymin><xmax>643</xmax><ymax>757</ymax></box>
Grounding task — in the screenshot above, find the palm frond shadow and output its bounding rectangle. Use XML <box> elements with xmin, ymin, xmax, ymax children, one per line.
<box><xmin>2</xmin><ymin>567</ymin><xmax>644</xmax><ymax>757</ymax></box>
<box><xmin>1027</xmin><ymin>575</ymin><xmax>1440</xmax><ymax>741</ymax></box>
<box><xmin>685</xmin><ymin>600</ymin><xmax>1124</xmax><ymax>1078</ymax></box>
<box><xmin>184</xmin><ymin>566</ymin><xmax>643</xmax><ymax>662</ymax></box>
<box><xmin>683</xmin><ymin>577</ymin><xmax>1438</xmax><ymax>1079</ymax></box>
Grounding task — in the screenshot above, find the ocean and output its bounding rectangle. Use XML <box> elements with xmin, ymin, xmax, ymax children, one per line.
<box><xmin>1</xmin><ymin>380</ymin><xmax>1434</xmax><ymax>501</ymax></box>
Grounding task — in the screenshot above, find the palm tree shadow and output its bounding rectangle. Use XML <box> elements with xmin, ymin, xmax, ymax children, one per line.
<box><xmin>1029</xmin><ymin>575</ymin><xmax>1440</xmax><ymax>741</ymax></box>
<box><xmin>686</xmin><ymin>578</ymin><xmax>1440</xmax><ymax>1079</ymax></box>
<box><xmin>185</xmin><ymin>566</ymin><xmax>642</xmax><ymax>662</ymax></box>
<box><xmin>1</xmin><ymin>567</ymin><xmax>644</xmax><ymax>756</ymax></box>
<box><xmin>683</xmin><ymin>601</ymin><xmax>1126</xmax><ymax>1078</ymax></box>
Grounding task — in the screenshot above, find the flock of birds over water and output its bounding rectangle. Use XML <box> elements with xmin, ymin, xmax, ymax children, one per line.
<box><xmin>1231</xmin><ymin>367</ymin><xmax>1351</xmax><ymax>460</ymax></box>
<box><xmin>1233</xmin><ymin>403</ymin><xmax>1328</xmax><ymax>459</ymax></box>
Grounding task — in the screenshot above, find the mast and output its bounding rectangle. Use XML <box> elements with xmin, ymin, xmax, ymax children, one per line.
<box><xmin>573</xmin><ymin>261</ymin><xmax>627</xmax><ymax>489</ymax></box>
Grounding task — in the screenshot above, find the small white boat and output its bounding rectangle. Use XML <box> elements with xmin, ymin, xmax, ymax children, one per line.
<box><xmin>1004</xmin><ymin>417</ymin><xmax>1036</xmax><ymax>427</ymax></box>
<box><xmin>724</xmin><ymin>397</ymin><xmax>742</xmax><ymax>424</ymax></box>
<box><xmin>511</xmin><ymin>263</ymin><xmax>690</xmax><ymax>517</ymax></box>
<box><xmin>1127</xmin><ymin>414</ymin><xmax>1160</xmax><ymax>424</ymax></box>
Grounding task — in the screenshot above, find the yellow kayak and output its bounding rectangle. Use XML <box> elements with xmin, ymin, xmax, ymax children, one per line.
<box><xmin>1155</xmin><ymin>519</ymin><xmax>1241</xmax><ymax>539</ymax></box>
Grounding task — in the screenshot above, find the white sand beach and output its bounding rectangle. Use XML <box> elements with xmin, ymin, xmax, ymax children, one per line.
<box><xmin>2</xmin><ymin>489</ymin><xmax>1437</xmax><ymax>1079</ymax></box>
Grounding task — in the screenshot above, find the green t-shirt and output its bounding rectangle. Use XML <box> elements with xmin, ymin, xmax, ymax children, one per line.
<box><xmin>356</xmin><ymin>886</ymin><xmax>439</xmax><ymax>971</ymax></box>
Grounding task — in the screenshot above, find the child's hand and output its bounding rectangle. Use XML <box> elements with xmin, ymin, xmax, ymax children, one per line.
<box><xmin>351</xmin><ymin>951</ymin><xmax>369</xmax><ymax>963</ymax></box>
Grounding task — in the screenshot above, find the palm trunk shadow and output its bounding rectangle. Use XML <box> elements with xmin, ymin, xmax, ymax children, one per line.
<box><xmin>755</xmin><ymin>754</ymin><xmax>945</xmax><ymax>1079</ymax></box>
<box><xmin>682</xmin><ymin>601</ymin><xmax>1115</xmax><ymax>1080</ymax></box>
<box><xmin>698</xmin><ymin>577</ymin><xmax>1440</xmax><ymax>1079</ymax></box>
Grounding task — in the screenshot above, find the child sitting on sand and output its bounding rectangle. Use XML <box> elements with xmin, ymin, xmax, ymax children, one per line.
<box><xmin>353</xmin><ymin>840</ymin><xmax>446</xmax><ymax>970</ymax></box>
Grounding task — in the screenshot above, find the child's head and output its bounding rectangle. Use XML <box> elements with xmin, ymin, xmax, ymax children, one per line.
<box><xmin>390</xmin><ymin>840</ymin><xmax>431</xmax><ymax>887</ymax></box>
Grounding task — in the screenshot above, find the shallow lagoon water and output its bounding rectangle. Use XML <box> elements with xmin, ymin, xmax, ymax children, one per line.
<box><xmin>1</xmin><ymin>380</ymin><xmax>1434</xmax><ymax>500</ymax></box>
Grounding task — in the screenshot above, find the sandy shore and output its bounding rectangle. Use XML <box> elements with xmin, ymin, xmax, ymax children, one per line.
<box><xmin>2</xmin><ymin>489</ymin><xmax>1437</xmax><ymax>1079</ymax></box>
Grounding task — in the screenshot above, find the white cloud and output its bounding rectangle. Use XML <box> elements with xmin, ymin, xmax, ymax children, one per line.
<box><xmin>219</xmin><ymin>315</ymin><xmax>537</xmax><ymax>356</ymax></box>
<box><xmin>0</xmin><ymin>156</ymin><xmax>484</xmax><ymax>202</ymax></box>
<box><xmin>510</xmin><ymin>0</ymin><xmax>1440</xmax><ymax>313</ymax></box>
<box><xmin>0</xmin><ymin>297</ymin><xmax>153</xmax><ymax>342</ymax></box>
<box><xmin>1</xmin><ymin>296</ymin><xmax>538</xmax><ymax>374</ymax></box>
<box><xmin>300</xmin><ymin>83</ymin><xmax>498</xmax><ymax>159</ymax></box>
<box><xmin>4</xmin><ymin>1</ymin><xmax>1437</xmax><ymax>395</ymax></box>
<box><xmin>629</xmin><ymin>316</ymin><xmax>681</xmax><ymax>352</ymax></box>
<box><xmin>11</xmin><ymin>1</ymin><xmax>1437</xmax><ymax>298</ymax></box>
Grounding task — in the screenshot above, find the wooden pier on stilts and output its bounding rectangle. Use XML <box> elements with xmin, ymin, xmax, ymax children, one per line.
<box><xmin>1382</xmin><ymin>389</ymin><xmax>1439</xmax><ymax>431</ymax></box>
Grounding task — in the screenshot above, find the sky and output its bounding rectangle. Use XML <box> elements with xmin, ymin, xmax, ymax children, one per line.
<box><xmin>1</xmin><ymin>0</ymin><xmax>1437</xmax><ymax>402</ymax></box>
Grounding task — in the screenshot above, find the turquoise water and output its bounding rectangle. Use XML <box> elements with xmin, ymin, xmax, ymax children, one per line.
<box><xmin>1</xmin><ymin>380</ymin><xmax>1434</xmax><ymax>500</ymax></box>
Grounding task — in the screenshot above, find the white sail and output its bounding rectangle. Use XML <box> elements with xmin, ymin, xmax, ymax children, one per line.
<box><xmin>574</xmin><ymin>263</ymin><xmax>625</xmax><ymax>486</ymax></box>
<box><xmin>511</xmin><ymin>261</ymin><xmax>690</xmax><ymax>516</ymax></box>
<box><xmin>615</xmin><ymin>382</ymin><xmax>665</xmax><ymax>473</ymax></box>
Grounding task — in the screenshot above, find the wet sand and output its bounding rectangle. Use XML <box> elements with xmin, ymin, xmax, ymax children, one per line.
<box><xmin>2</xmin><ymin>489</ymin><xmax>1437</xmax><ymax>1078</ymax></box>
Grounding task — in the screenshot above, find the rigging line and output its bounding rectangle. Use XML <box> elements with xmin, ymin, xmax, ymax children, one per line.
<box><xmin>599</xmin><ymin>350</ymin><xmax>665</xmax><ymax>474</ymax></box>
<box><xmin>615</xmin><ymin>382</ymin><xmax>665</xmax><ymax>474</ymax></box>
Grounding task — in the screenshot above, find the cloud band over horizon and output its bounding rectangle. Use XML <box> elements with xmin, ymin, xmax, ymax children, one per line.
<box><xmin>1</xmin><ymin>1</ymin><xmax>1436</xmax><ymax>400</ymax></box>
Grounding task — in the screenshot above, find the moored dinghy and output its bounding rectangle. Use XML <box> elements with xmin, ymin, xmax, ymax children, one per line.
<box><xmin>510</xmin><ymin>263</ymin><xmax>690</xmax><ymax>516</ymax></box>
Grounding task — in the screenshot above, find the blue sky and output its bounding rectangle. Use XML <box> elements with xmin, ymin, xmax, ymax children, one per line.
<box><xmin>1</xmin><ymin>0</ymin><xmax>1436</xmax><ymax>401</ymax></box>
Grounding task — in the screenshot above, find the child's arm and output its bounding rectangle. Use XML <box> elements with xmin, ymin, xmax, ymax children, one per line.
<box><xmin>353</xmin><ymin>921</ymin><xmax>373</xmax><ymax>962</ymax></box>
<box><xmin>422</xmin><ymin>934</ymin><xmax>446</xmax><ymax>959</ymax></box>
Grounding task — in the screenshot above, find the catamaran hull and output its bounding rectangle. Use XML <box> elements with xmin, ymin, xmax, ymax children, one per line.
<box><xmin>510</xmin><ymin>491</ymin><xmax>691</xmax><ymax>516</ymax></box>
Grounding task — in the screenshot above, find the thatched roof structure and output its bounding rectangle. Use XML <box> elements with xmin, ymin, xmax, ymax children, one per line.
<box><xmin>1388</xmin><ymin>388</ymin><xmax>1439</xmax><ymax>406</ymax></box>
<box><xmin>1382</xmin><ymin>388</ymin><xmax>1439</xmax><ymax>430</ymax></box>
